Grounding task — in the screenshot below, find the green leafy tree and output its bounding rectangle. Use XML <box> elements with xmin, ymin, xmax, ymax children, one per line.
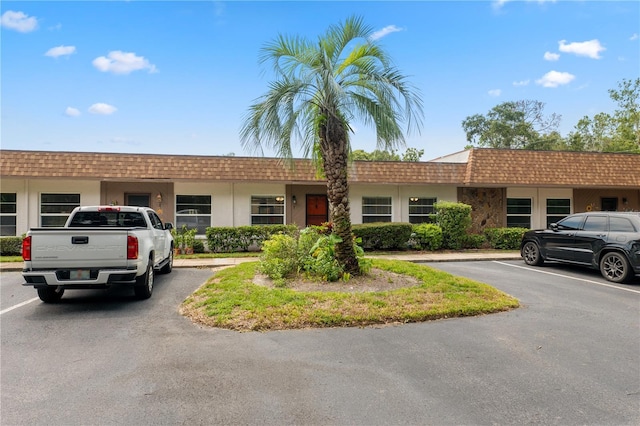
<box><xmin>241</xmin><ymin>16</ymin><xmax>423</xmax><ymax>275</ymax></box>
<box><xmin>567</xmin><ymin>78</ymin><xmax>640</xmax><ymax>153</ymax></box>
<box><xmin>351</xmin><ymin>147</ymin><xmax>424</xmax><ymax>161</ymax></box>
<box><xmin>462</xmin><ymin>100</ymin><xmax>561</xmax><ymax>149</ymax></box>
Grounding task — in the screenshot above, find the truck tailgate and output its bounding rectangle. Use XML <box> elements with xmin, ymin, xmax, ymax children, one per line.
<box><xmin>28</xmin><ymin>228</ymin><xmax>130</xmax><ymax>269</ymax></box>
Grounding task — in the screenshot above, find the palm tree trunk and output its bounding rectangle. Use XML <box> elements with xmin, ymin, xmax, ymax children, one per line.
<box><xmin>319</xmin><ymin>114</ymin><xmax>360</xmax><ymax>276</ymax></box>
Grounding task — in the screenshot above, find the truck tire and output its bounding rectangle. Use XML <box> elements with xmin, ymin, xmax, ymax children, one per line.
<box><xmin>134</xmin><ymin>261</ymin><xmax>154</xmax><ymax>300</ymax></box>
<box><xmin>37</xmin><ymin>287</ymin><xmax>65</xmax><ymax>303</ymax></box>
<box><xmin>160</xmin><ymin>246</ymin><xmax>173</xmax><ymax>274</ymax></box>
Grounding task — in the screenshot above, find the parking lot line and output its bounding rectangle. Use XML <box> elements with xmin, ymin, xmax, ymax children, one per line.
<box><xmin>494</xmin><ymin>261</ymin><xmax>640</xmax><ymax>295</ymax></box>
<box><xmin>0</xmin><ymin>297</ymin><xmax>39</xmax><ymax>316</ymax></box>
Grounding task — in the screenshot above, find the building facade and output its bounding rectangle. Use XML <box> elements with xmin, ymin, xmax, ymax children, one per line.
<box><xmin>1</xmin><ymin>148</ymin><xmax>638</xmax><ymax>237</ymax></box>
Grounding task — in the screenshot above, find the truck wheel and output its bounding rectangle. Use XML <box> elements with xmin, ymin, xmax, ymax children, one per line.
<box><xmin>600</xmin><ymin>252</ymin><xmax>631</xmax><ymax>283</ymax></box>
<box><xmin>134</xmin><ymin>261</ymin><xmax>154</xmax><ymax>299</ymax></box>
<box><xmin>160</xmin><ymin>246</ymin><xmax>173</xmax><ymax>274</ymax></box>
<box><xmin>37</xmin><ymin>287</ymin><xmax>64</xmax><ymax>303</ymax></box>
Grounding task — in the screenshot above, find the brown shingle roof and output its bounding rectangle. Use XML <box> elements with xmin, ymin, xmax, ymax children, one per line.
<box><xmin>0</xmin><ymin>150</ymin><xmax>466</xmax><ymax>184</ymax></box>
<box><xmin>1</xmin><ymin>149</ymin><xmax>637</xmax><ymax>187</ymax></box>
<box><xmin>464</xmin><ymin>149</ymin><xmax>640</xmax><ymax>188</ymax></box>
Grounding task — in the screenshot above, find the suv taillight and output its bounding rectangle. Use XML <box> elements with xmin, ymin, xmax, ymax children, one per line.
<box><xmin>22</xmin><ymin>236</ymin><xmax>32</xmax><ymax>261</ymax></box>
<box><xmin>127</xmin><ymin>235</ymin><xmax>139</xmax><ymax>260</ymax></box>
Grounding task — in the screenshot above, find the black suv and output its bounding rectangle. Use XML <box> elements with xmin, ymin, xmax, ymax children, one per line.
<box><xmin>521</xmin><ymin>212</ymin><xmax>640</xmax><ymax>283</ymax></box>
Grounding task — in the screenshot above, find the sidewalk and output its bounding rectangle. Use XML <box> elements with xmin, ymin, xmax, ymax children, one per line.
<box><xmin>1</xmin><ymin>251</ymin><xmax>522</xmax><ymax>272</ymax></box>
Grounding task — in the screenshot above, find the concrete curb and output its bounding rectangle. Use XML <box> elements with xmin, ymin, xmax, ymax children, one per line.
<box><xmin>1</xmin><ymin>252</ymin><xmax>522</xmax><ymax>272</ymax></box>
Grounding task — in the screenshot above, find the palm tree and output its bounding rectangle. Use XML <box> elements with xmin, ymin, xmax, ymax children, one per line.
<box><xmin>241</xmin><ymin>16</ymin><xmax>423</xmax><ymax>275</ymax></box>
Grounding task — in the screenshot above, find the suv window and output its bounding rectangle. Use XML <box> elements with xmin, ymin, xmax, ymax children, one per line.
<box><xmin>556</xmin><ymin>215</ymin><xmax>584</xmax><ymax>230</ymax></box>
<box><xmin>610</xmin><ymin>217</ymin><xmax>636</xmax><ymax>232</ymax></box>
<box><xmin>582</xmin><ymin>215</ymin><xmax>608</xmax><ymax>232</ymax></box>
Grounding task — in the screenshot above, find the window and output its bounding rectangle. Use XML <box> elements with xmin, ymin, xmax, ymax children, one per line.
<box><xmin>582</xmin><ymin>215</ymin><xmax>607</xmax><ymax>232</ymax></box>
<box><xmin>610</xmin><ymin>217</ymin><xmax>636</xmax><ymax>233</ymax></box>
<box><xmin>408</xmin><ymin>197</ymin><xmax>436</xmax><ymax>224</ymax></box>
<box><xmin>0</xmin><ymin>193</ymin><xmax>17</xmax><ymax>236</ymax></box>
<box><xmin>40</xmin><ymin>193</ymin><xmax>80</xmax><ymax>227</ymax></box>
<box><xmin>506</xmin><ymin>198</ymin><xmax>532</xmax><ymax>228</ymax></box>
<box><xmin>546</xmin><ymin>198</ymin><xmax>570</xmax><ymax>228</ymax></box>
<box><xmin>176</xmin><ymin>195</ymin><xmax>212</xmax><ymax>234</ymax></box>
<box><xmin>556</xmin><ymin>215</ymin><xmax>584</xmax><ymax>230</ymax></box>
<box><xmin>362</xmin><ymin>197</ymin><xmax>392</xmax><ymax>223</ymax></box>
<box><xmin>251</xmin><ymin>196</ymin><xmax>284</xmax><ymax>225</ymax></box>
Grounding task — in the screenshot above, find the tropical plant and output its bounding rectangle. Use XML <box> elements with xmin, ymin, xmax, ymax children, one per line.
<box><xmin>241</xmin><ymin>15</ymin><xmax>423</xmax><ymax>275</ymax></box>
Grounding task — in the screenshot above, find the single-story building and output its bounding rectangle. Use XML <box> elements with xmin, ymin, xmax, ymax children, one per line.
<box><xmin>1</xmin><ymin>148</ymin><xmax>638</xmax><ymax>237</ymax></box>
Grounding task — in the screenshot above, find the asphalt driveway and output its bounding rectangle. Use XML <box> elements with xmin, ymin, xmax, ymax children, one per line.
<box><xmin>1</xmin><ymin>261</ymin><xmax>638</xmax><ymax>425</ymax></box>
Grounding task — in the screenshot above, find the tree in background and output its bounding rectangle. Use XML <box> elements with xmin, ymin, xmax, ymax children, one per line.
<box><xmin>351</xmin><ymin>147</ymin><xmax>424</xmax><ymax>161</ymax></box>
<box><xmin>241</xmin><ymin>16</ymin><xmax>423</xmax><ymax>275</ymax></box>
<box><xmin>462</xmin><ymin>79</ymin><xmax>639</xmax><ymax>154</ymax></box>
<box><xmin>566</xmin><ymin>78</ymin><xmax>639</xmax><ymax>153</ymax></box>
<box><xmin>462</xmin><ymin>100</ymin><xmax>561</xmax><ymax>149</ymax></box>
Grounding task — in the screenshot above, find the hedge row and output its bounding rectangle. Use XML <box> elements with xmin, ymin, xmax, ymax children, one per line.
<box><xmin>0</xmin><ymin>237</ymin><xmax>23</xmax><ymax>256</ymax></box>
<box><xmin>205</xmin><ymin>225</ymin><xmax>298</xmax><ymax>253</ymax></box>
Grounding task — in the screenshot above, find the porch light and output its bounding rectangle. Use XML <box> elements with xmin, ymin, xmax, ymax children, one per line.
<box><xmin>409</xmin><ymin>197</ymin><xmax>419</xmax><ymax>202</ymax></box>
<box><xmin>292</xmin><ymin>195</ymin><xmax>297</xmax><ymax>206</ymax></box>
<box><xmin>275</xmin><ymin>196</ymin><xmax>285</xmax><ymax>202</ymax></box>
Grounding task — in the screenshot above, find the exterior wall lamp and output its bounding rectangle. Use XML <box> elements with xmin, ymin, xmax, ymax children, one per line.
<box><xmin>275</xmin><ymin>196</ymin><xmax>285</xmax><ymax>202</ymax></box>
<box><xmin>409</xmin><ymin>197</ymin><xmax>419</xmax><ymax>202</ymax></box>
<box><xmin>292</xmin><ymin>195</ymin><xmax>297</xmax><ymax>206</ymax></box>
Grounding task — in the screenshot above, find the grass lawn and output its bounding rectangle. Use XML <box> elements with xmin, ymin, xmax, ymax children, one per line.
<box><xmin>180</xmin><ymin>258</ymin><xmax>520</xmax><ymax>332</ymax></box>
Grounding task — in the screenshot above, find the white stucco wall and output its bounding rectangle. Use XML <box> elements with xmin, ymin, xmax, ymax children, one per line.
<box><xmin>173</xmin><ymin>182</ymin><xmax>234</xmax><ymax>228</ymax></box>
<box><xmin>232</xmin><ymin>183</ymin><xmax>287</xmax><ymax>227</ymax></box>
<box><xmin>349</xmin><ymin>184</ymin><xmax>458</xmax><ymax>224</ymax></box>
<box><xmin>0</xmin><ymin>178</ymin><xmax>100</xmax><ymax>235</ymax></box>
<box><xmin>507</xmin><ymin>187</ymin><xmax>573</xmax><ymax>229</ymax></box>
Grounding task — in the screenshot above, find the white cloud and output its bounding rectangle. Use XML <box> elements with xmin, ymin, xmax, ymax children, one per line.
<box><xmin>630</xmin><ymin>33</ymin><xmax>639</xmax><ymax>41</ymax></box>
<box><xmin>45</xmin><ymin>45</ymin><xmax>76</xmax><ymax>58</ymax></box>
<box><xmin>65</xmin><ymin>107</ymin><xmax>81</xmax><ymax>117</ymax></box>
<box><xmin>544</xmin><ymin>51</ymin><xmax>560</xmax><ymax>61</ymax></box>
<box><xmin>535</xmin><ymin>70</ymin><xmax>575</xmax><ymax>88</ymax></box>
<box><xmin>1</xmin><ymin>10</ymin><xmax>38</xmax><ymax>32</ymax></box>
<box><xmin>370</xmin><ymin>25</ymin><xmax>404</xmax><ymax>41</ymax></box>
<box><xmin>493</xmin><ymin>0</ymin><xmax>555</xmax><ymax>10</ymax></box>
<box><xmin>513</xmin><ymin>79</ymin><xmax>530</xmax><ymax>87</ymax></box>
<box><xmin>558</xmin><ymin>39</ymin><xmax>605</xmax><ymax>59</ymax></box>
<box><xmin>488</xmin><ymin>89</ymin><xmax>501</xmax><ymax>97</ymax></box>
<box><xmin>92</xmin><ymin>51</ymin><xmax>158</xmax><ymax>75</ymax></box>
<box><xmin>88</xmin><ymin>103</ymin><xmax>117</xmax><ymax>115</ymax></box>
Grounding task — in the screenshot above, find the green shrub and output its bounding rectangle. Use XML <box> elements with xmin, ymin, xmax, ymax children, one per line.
<box><xmin>206</xmin><ymin>225</ymin><xmax>297</xmax><ymax>252</ymax></box>
<box><xmin>259</xmin><ymin>234</ymin><xmax>299</xmax><ymax>284</ymax></box>
<box><xmin>433</xmin><ymin>202</ymin><xmax>472</xmax><ymax>250</ymax></box>
<box><xmin>302</xmin><ymin>233</ymin><xmax>344</xmax><ymax>282</ymax></box>
<box><xmin>462</xmin><ymin>233</ymin><xmax>486</xmax><ymax>249</ymax></box>
<box><xmin>193</xmin><ymin>239</ymin><xmax>206</xmax><ymax>254</ymax></box>
<box><xmin>352</xmin><ymin>223</ymin><xmax>413</xmax><ymax>250</ymax></box>
<box><xmin>484</xmin><ymin>227</ymin><xmax>528</xmax><ymax>250</ymax></box>
<box><xmin>412</xmin><ymin>223</ymin><xmax>443</xmax><ymax>251</ymax></box>
<box><xmin>1</xmin><ymin>237</ymin><xmax>22</xmax><ymax>256</ymax></box>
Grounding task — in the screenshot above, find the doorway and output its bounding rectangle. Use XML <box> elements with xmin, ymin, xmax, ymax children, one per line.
<box><xmin>601</xmin><ymin>197</ymin><xmax>618</xmax><ymax>211</ymax></box>
<box><xmin>306</xmin><ymin>194</ymin><xmax>328</xmax><ymax>226</ymax></box>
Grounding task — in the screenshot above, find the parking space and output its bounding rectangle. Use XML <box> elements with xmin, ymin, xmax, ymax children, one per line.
<box><xmin>2</xmin><ymin>261</ymin><xmax>639</xmax><ymax>425</ymax></box>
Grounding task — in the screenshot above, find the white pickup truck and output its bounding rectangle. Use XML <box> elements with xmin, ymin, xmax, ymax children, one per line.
<box><xmin>22</xmin><ymin>206</ymin><xmax>174</xmax><ymax>303</ymax></box>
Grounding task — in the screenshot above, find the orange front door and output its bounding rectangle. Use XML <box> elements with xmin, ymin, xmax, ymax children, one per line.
<box><xmin>306</xmin><ymin>195</ymin><xmax>328</xmax><ymax>226</ymax></box>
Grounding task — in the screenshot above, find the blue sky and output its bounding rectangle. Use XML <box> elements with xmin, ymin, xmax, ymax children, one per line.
<box><xmin>1</xmin><ymin>1</ymin><xmax>638</xmax><ymax>161</ymax></box>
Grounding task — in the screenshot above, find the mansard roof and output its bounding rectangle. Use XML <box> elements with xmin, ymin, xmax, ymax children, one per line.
<box><xmin>1</xmin><ymin>148</ymin><xmax>638</xmax><ymax>188</ymax></box>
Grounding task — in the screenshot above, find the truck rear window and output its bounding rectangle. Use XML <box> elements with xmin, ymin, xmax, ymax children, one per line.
<box><xmin>69</xmin><ymin>212</ymin><xmax>147</xmax><ymax>228</ymax></box>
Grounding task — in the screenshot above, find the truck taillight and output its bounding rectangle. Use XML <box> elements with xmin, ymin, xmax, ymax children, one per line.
<box><xmin>127</xmin><ymin>235</ymin><xmax>139</xmax><ymax>260</ymax></box>
<box><xmin>22</xmin><ymin>236</ymin><xmax>32</xmax><ymax>261</ymax></box>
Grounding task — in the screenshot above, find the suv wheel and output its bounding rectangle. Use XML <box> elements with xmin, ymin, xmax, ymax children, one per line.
<box><xmin>522</xmin><ymin>241</ymin><xmax>544</xmax><ymax>266</ymax></box>
<box><xmin>600</xmin><ymin>252</ymin><xmax>631</xmax><ymax>283</ymax></box>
